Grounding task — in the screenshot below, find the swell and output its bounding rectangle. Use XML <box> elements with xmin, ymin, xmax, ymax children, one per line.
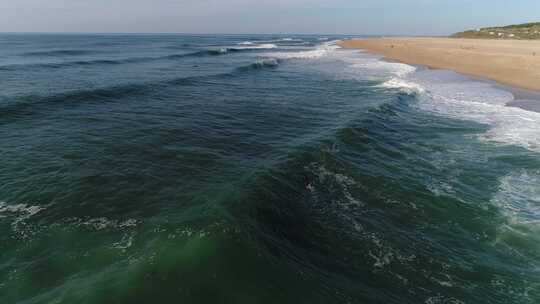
<box><xmin>0</xmin><ymin>59</ymin><xmax>281</xmax><ymax>122</ymax></box>
<box><xmin>228</xmin><ymin>100</ymin><xmax>416</xmax><ymax>301</ymax></box>
<box><xmin>21</xmin><ymin>49</ymin><xmax>98</xmax><ymax>57</ymax></box>
<box><xmin>236</xmin><ymin>58</ymin><xmax>281</xmax><ymax>71</ymax></box>
<box><xmin>0</xmin><ymin>48</ymin><xmax>270</xmax><ymax>72</ymax></box>
<box><xmin>0</xmin><ymin>75</ymin><xmax>214</xmax><ymax>121</ymax></box>
<box><xmin>232</xmin><ymin>95</ymin><xmax>539</xmax><ymax>303</ymax></box>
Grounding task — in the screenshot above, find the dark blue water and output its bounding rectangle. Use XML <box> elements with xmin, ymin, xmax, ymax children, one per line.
<box><xmin>0</xmin><ymin>34</ymin><xmax>539</xmax><ymax>304</ymax></box>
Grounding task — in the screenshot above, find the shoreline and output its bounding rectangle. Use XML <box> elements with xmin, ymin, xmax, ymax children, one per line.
<box><xmin>338</xmin><ymin>37</ymin><xmax>540</xmax><ymax>112</ymax></box>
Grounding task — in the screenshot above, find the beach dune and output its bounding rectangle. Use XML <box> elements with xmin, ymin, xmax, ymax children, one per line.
<box><xmin>339</xmin><ymin>38</ymin><xmax>540</xmax><ymax>92</ymax></box>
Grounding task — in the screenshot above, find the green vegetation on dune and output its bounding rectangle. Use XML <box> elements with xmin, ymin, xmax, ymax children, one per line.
<box><xmin>453</xmin><ymin>22</ymin><xmax>540</xmax><ymax>39</ymax></box>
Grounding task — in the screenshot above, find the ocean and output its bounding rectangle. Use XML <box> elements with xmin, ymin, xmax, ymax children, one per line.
<box><xmin>0</xmin><ymin>34</ymin><xmax>538</xmax><ymax>303</ymax></box>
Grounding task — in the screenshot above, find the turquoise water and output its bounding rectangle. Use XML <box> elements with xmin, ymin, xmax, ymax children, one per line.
<box><xmin>0</xmin><ymin>34</ymin><xmax>539</xmax><ymax>303</ymax></box>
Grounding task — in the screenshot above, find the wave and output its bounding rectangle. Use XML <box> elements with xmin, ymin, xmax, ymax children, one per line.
<box><xmin>490</xmin><ymin>169</ymin><xmax>540</xmax><ymax>269</ymax></box>
<box><xmin>0</xmin><ymin>201</ymin><xmax>48</xmax><ymax>240</ymax></box>
<box><xmin>1</xmin><ymin>47</ymin><xmax>279</xmax><ymax>72</ymax></box>
<box><xmin>163</xmin><ymin>43</ymin><xmax>193</xmax><ymax>50</ymax></box>
<box><xmin>266</xmin><ymin>41</ymin><xmax>340</xmax><ymax>60</ymax></box>
<box><xmin>0</xmin><ymin>201</ymin><xmax>47</xmax><ymax>230</ymax></box>
<box><xmin>0</xmin><ymin>201</ymin><xmax>46</xmax><ymax>218</ymax></box>
<box><xmin>379</xmin><ymin>78</ymin><xmax>425</xmax><ymax>94</ymax></box>
<box><xmin>276</xmin><ymin>38</ymin><xmax>305</xmax><ymax>43</ymax></box>
<box><xmin>21</xmin><ymin>49</ymin><xmax>96</xmax><ymax>57</ymax></box>
<box><xmin>492</xmin><ymin>170</ymin><xmax>540</xmax><ymax>227</ymax></box>
<box><xmin>0</xmin><ymin>81</ymin><xmax>184</xmax><ymax>122</ymax></box>
<box><xmin>76</xmin><ymin>217</ymin><xmax>140</xmax><ymax>231</ymax></box>
<box><xmin>261</xmin><ymin>38</ymin><xmax>304</xmax><ymax>43</ymax></box>
<box><xmin>0</xmin><ymin>57</ymin><xmax>151</xmax><ymax>71</ymax></box>
<box><xmin>231</xmin><ymin>43</ymin><xmax>278</xmax><ymax>50</ymax></box>
<box><xmin>351</xmin><ymin>59</ymin><xmax>417</xmax><ymax>78</ymax></box>
<box><xmin>165</xmin><ymin>47</ymin><xmax>269</xmax><ymax>58</ymax></box>
<box><xmin>0</xmin><ymin>51</ymin><xmax>212</xmax><ymax>71</ymax></box>
<box><xmin>0</xmin><ymin>58</ymin><xmax>147</xmax><ymax>71</ymax></box>
<box><xmin>345</xmin><ymin>51</ymin><xmax>540</xmax><ymax>153</ymax></box>
<box><xmin>237</xmin><ymin>58</ymin><xmax>280</xmax><ymax>71</ymax></box>
<box><xmin>0</xmin><ymin>60</ymin><xmax>278</xmax><ymax>121</ymax></box>
<box><xmin>405</xmin><ymin>69</ymin><xmax>540</xmax><ymax>152</ymax></box>
<box><xmin>398</xmin><ymin>75</ymin><xmax>540</xmax><ymax>152</ymax></box>
<box><xmin>270</xmin><ymin>49</ymin><xmax>329</xmax><ymax>60</ymax></box>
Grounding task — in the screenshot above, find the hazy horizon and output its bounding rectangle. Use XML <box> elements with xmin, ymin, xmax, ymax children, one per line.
<box><xmin>2</xmin><ymin>0</ymin><xmax>540</xmax><ymax>35</ymax></box>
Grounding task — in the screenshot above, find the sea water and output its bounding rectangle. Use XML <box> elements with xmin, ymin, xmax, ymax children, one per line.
<box><xmin>0</xmin><ymin>34</ymin><xmax>539</xmax><ymax>303</ymax></box>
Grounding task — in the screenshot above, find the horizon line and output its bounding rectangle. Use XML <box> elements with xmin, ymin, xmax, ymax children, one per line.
<box><xmin>0</xmin><ymin>31</ymin><xmax>447</xmax><ymax>37</ymax></box>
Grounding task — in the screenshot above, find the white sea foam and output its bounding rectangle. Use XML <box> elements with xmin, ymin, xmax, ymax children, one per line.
<box><xmin>113</xmin><ymin>233</ymin><xmax>135</xmax><ymax>250</ymax></box>
<box><xmin>380</xmin><ymin>78</ymin><xmax>425</xmax><ymax>94</ymax></box>
<box><xmin>345</xmin><ymin>50</ymin><xmax>540</xmax><ymax>152</ymax></box>
<box><xmin>0</xmin><ymin>201</ymin><xmax>45</xmax><ymax>220</ymax></box>
<box><xmin>406</xmin><ymin>69</ymin><xmax>540</xmax><ymax>152</ymax></box>
<box><xmin>253</xmin><ymin>58</ymin><xmax>279</xmax><ymax>68</ymax></box>
<box><xmin>0</xmin><ymin>202</ymin><xmax>47</xmax><ymax>239</ymax></box>
<box><xmin>78</xmin><ymin>217</ymin><xmax>140</xmax><ymax>230</ymax></box>
<box><xmin>233</xmin><ymin>43</ymin><xmax>277</xmax><ymax>50</ymax></box>
<box><xmin>267</xmin><ymin>41</ymin><xmax>341</xmax><ymax>60</ymax></box>
<box><xmin>263</xmin><ymin>38</ymin><xmax>303</xmax><ymax>43</ymax></box>
<box><xmin>271</xmin><ymin>49</ymin><xmax>329</xmax><ymax>59</ymax></box>
<box><xmin>425</xmin><ymin>295</ymin><xmax>465</xmax><ymax>304</ymax></box>
<box><xmin>251</xmin><ymin>38</ymin><xmax>540</xmax><ymax>155</ymax></box>
<box><xmin>351</xmin><ymin>58</ymin><xmax>417</xmax><ymax>78</ymax></box>
<box><xmin>306</xmin><ymin>163</ymin><xmax>364</xmax><ymax>209</ymax></box>
<box><xmin>238</xmin><ymin>41</ymin><xmax>254</xmax><ymax>45</ymax></box>
<box><xmin>492</xmin><ymin>170</ymin><xmax>540</xmax><ymax>226</ymax></box>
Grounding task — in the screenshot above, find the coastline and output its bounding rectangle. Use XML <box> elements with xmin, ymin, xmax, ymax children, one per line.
<box><xmin>338</xmin><ymin>38</ymin><xmax>540</xmax><ymax>91</ymax></box>
<box><xmin>338</xmin><ymin>37</ymin><xmax>540</xmax><ymax>112</ymax></box>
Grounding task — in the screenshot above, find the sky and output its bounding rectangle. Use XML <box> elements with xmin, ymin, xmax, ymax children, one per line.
<box><xmin>1</xmin><ymin>0</ymin><xmax>540</xmax><ymax>35</ymax></box>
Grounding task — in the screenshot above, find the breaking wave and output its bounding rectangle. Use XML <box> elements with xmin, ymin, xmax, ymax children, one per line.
<box><xmin>0</xmin><ymin>201</ymin><xmax>46</xmax><ymax>219</ymax></box>
<box><xmin>0</xmin><ymin>47</ymin><xmax>277</xmax><ymax>72</ymax></box>
<box><xmin>232</xmin><ymin>43</ymin><xmax>277</xmax><ymax>50</ymax></box>
<box><xmin>345</xmin><ymin>52</ymin><xmax>540</xmax><ymax>153</ymax></box>
<box><xmin>263</xmin><ymin>41</ymin><xmax>341</xmax><ymax>60</ymax></box>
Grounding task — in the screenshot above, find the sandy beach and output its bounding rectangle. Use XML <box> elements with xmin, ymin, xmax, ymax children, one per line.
<box><xmin>339</xmin><ymin>38</ymin><xmax>540</xmax><ymax>92</ymax></box>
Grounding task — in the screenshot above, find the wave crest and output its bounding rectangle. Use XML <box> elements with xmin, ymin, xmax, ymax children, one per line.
<box><xmin>232</xmin><ymin>43</ymin><xmax>277</xmax><ymax>50</ymax></box>
<box><xmin>0</xmin><ymin>201</ymin><xmax>46</xmax><ymax>218</ymax></box>
<box><xmin>238</xmin><ymin>58</ymin><xmax>280</xmax><ymax>71</ymax></box>
<box><xmin>264</xmin><ymin>41</ymin><xmax>341</xmax><ymax>60</ymax></box>
<box><xmin>379</xmin><ymin>78</ymin><xmax>425</xmax><ymax>94</ymax></box>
